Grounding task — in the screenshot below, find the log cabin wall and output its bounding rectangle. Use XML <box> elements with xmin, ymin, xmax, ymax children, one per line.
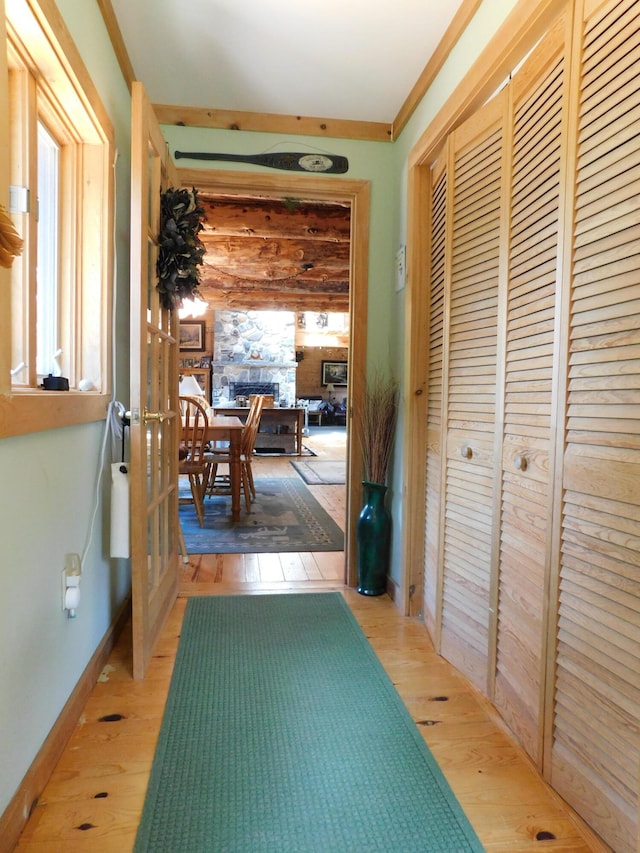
<box><xmin>417</xmin><ymin>1</ymin><xmax>640</xmax><ymax>850</ymax></box>
<box><xmin>295</xmin><ymin>346</ymin><xmax>349</xmax><ymax>400</ymax></box>
<box><xmin>194</xmin><ymin>197</ymin><xmax>351</xmax><ymax>405</ymax></box>
<box><xmin>197</xmin><ymin>196</ymin><xmax>351</xmax><ymax>315</ymax></box>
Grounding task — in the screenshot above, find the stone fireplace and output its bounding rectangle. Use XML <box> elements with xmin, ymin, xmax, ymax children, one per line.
<box><xmin>212</xmin><ymin>309</ymin><xmax>297</xmax><ymax>406</ymax></box>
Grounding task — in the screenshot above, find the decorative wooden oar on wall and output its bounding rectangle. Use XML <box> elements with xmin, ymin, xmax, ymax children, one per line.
<box><xmin>174</xmin><ymin>150</ymin><xmax>349</xmax><ymax>174</ymax></box>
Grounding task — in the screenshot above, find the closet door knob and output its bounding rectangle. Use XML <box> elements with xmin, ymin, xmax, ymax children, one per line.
<box><xmin>514</xmin><ymin>453</ymin><xmax>528</xmax><ymax>471</ymax></box>
<box><xmin>460</xmin><ymin>444</ymin><xmax>473</xmax><ymax>459</ymax></box>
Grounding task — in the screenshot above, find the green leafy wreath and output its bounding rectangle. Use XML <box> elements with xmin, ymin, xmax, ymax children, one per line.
<box><xmin>156</xmin><ymin>187</ymin><xmax>205</xmax><ymax>310</ymax></box>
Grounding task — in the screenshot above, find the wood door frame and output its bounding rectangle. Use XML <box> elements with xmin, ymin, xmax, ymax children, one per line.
<box><xmin>176</xmin><ymin>167</ymin><xmax>370</xmax><ymax>585</ymax></box>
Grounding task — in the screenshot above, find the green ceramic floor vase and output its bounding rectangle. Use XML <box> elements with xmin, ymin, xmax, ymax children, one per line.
<box><xmin>357</xmin><ymin>481</ymin><xmax>391</xmax><ymax>595</ymax></box>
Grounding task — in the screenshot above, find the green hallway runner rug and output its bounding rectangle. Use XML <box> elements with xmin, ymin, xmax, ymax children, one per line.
<box><xmin>135</xmin><ymin>593</ymin><xmax>484</xmax><ymax>852</ymax></box>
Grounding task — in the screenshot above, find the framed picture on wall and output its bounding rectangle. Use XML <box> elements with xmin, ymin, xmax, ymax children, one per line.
<box><xmin>179</xmin><ymin>321</ymin><xmax>205</xmax><ymax>352</ymax></box>
<box><xmin>321</xmin><ymin>360</ymin><xmax>348</xmax><ymax>386</ymax></box>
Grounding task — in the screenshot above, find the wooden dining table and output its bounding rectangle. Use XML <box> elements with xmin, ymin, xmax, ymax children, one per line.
<box><xmin>206</xmin><ymin>415</ymin><xmax>244</xmax><ymax>521</ymax></box>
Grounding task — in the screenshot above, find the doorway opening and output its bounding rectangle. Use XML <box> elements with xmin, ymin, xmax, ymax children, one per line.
<box><xmin>176</xmin><ymin>168</ymin><xmax>370</xmax><ymax>585</ymax></box>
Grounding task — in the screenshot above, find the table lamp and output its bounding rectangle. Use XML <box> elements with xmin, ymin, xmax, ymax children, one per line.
<box><xmin>179</xmin><ymin>374</ymin><xmax>204</xmax><ymax>397</ymax></box>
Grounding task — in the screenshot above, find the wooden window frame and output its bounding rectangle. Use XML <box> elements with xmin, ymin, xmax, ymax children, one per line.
<box><xmin>1</xmin><ymin>0</ymin><xmax>114</xmax><ymax>437</ymax></box>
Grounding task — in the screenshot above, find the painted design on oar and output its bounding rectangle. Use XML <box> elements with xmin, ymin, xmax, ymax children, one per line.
<box><xmin>174</xmin><ymin>150</ymin><xmax>349</xmax><ymax>174</ymax></box>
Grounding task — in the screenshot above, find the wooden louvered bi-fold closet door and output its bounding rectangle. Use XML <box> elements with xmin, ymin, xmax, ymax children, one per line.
<box><xmin>422</xmin><ymin>154</ymin><xmax>447</xmax><ymax>639</ymax></box>
<box><xmin>549</xmin><ymin>0</ymin><xmax>640</xmax><ymax>850</ymax></box>
<box><xmin>437</xmin><ymin>92</ymin><xmax>506</xmax><ymax>694</ymax></box>
<box><xmin>492</xmin><ymin>17</ymin><xmax>568</xmax><ymax>767</ymax></box>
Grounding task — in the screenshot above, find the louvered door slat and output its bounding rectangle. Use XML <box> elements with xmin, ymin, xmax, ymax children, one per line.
<box><xmin>494</xmin><ymin>22</ymin><xmax>566</xmax><ymax>764</ymax></box>
<box><xmin>582</xmin><ymin>136</ymin><xmax>636</xmax><ymax>187</ymax></box>
<box><xmin>438</xmin><ymin>96</ymin><xmax>504</xmax><ymax>694</ymax></box>
<box><xmin>551</xmin><ymin>1</ymin><xmax>640</xmax><ymax>849</ymax></box>
<box><xmin>423</xmin><ymin>160</ymin><xmax>447</xmax><ymax>638</ymax></box>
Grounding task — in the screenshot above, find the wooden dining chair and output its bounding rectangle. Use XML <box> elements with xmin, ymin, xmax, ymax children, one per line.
<box><xmin>179</xmin><ymin>395</ymin><xmax>211</xmax><ymax>527</ymax></box>
<box><xmin>206</xmin><ymin>394</ymin><xmax>265</xmax><ymax>511</ymax></box>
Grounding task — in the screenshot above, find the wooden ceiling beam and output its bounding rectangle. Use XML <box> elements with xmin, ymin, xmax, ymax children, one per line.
<box><xmin>200</xmin><ymin>196</ymin><xmax>351</xmax><ymax>242</ymax></box>
<box><xmin>201</xmin><ymin>288</ymin><xmax>349</xmax><ymax>314</ymax></box>
<box><xmin>192</xmin><ymin>194</ymin><xmax>351</xmax><ymax>311</ymax></box>
<box><xmin>201</xmin><ymin>234</ymin><xmax>350</xmax><ymax>262</ymax></box>
<box><xmin>201</xmin><ymin>236</ymin><xmax>350</xmax><ymax>282</ymax></box>
<box><xmin>154</xmin><ymin>103</ymin><xmax>392</xmax><ymax>143</ymax></box>
<box><xmin>199</xmin><ymin>275</ymin><xmax>348</xmax><ymax>296</ymax></box>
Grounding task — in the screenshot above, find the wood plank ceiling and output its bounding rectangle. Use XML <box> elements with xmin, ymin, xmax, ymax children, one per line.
<box><xmin>197</xmin><ymin>194</ymin><xmax>351</xmax><ymax>314</ymax></box>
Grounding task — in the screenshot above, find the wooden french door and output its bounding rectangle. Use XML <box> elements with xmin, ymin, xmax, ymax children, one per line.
<box><xmin>129</xmin><ymin>82</ymin><xmax>180</xmax><ymax>679</ymax></box>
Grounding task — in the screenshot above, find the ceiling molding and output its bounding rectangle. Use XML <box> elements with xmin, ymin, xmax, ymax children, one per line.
<box><xmin>153</xmin><ymin>104</ymin><xmax>392</xmax><ymax>143</ymax></box>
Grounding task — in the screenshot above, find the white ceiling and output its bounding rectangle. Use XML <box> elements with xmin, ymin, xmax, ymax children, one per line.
<box><xmin>109</xmin><ymin>0</ymin><xmax>466</xmax><ymax>124</ymax></box>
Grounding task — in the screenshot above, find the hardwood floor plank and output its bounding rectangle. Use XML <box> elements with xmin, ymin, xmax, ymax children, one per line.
<box><xmin>312</xmin><ymin>550</ymin><xmax>345</xmax><ymax>580</ymax></box>
<box><xmin>279</xmin><ymin>551</ymin><xmax>310</xmax><ymax>581</ymax></box>
<box><xmin>298</xmin><ymin>551</ymin><xmax>324</xmax><ymax>580</ymax></box>
<box><xmin>242</xmin><ymin>553</ymin><xmax>260</xmax><ymax>583</ymax></box>
<box><xmin>256</xmin><ymin>552</ymin><xmax>285</xmax><ymax>582</ymax></box>
<box><xmin>14</xmin><ymin>432</ymin><xmax>609</xmax><ymax>853</ymax></box>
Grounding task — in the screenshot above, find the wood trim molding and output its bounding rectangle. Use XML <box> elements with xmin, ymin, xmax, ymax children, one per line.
<box><xmin>0</xmin><ymin>393</ymin><xmax>110</xmax><ymax>438</ymax></box>
<box><xmin>0</xmin><ymin>597</ymin><xmax>132</xmax><ymax>852</ymax></box>
<box><xmin>400</xmin><ymin>164</ymin><xmax>430</xmax><ymax>616</ymax></box>
<box><xmin>392</xmin><ymin>0</ymin><xmax>484</xmax><ymax>139</ymax></box>
<box><xmin>0</xmin><ymin>9</ymin><xmax>10</xmax><ymax>397</ymax></box>
<box><xmin>153</xmin><ymin>104</ymin><xmax>392</xmax><ymax>143</ymax></box>
<box><xmin>20</xmin><ymin>0</ymin><xmax>115</xmax><ymax>142</ymax></box>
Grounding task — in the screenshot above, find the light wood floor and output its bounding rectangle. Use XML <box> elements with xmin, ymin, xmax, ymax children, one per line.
<box><xmin>182</xmin><ymin>427</ymin><xmax>348</xmax><ymax>591</ymax></box>
<box><xmin>14</xmin><ymin>429</ymin><xmax>609</xmax><ymax>852</ymax></box>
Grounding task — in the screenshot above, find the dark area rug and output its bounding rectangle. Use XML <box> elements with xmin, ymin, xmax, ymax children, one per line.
<box><xmin>290</xmin><ymin>458</ymin><xmax>346</xmax><ymax>484</ymax></box>
<box><xmin>134</xmin><ymin>593</ymin><xmax>484</xmax><ymax>853</ymax></box>
<box><xmin>179</xmin><ymin>476</ymin><xmax>343</xmax><ymax>553</ymax></box>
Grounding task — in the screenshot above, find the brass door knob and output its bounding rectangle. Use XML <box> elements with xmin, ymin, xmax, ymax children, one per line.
<box><xmin>143</xmin><ymin>409</ymin><xmax>166</xmax><ymax>423</ymax></box>
<box><xmin>514</xmin><ymin>453</ymin><xmax>528</xmax><ymax>471</ymax></box>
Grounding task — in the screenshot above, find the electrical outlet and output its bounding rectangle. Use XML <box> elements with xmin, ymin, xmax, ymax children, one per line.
<box><xmin>62</xmin><ymin>553</ymin><xmax>82</xmax><ymax>614</ymax></box>
<box><xmin>64</xmin><ymin>553</ymin><xmax>81</xmax><ymax>576</ymax></box>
